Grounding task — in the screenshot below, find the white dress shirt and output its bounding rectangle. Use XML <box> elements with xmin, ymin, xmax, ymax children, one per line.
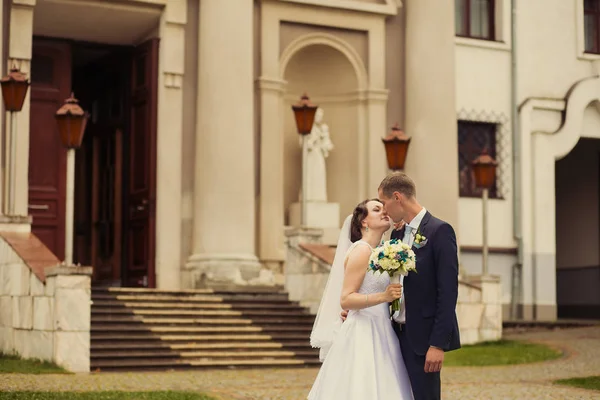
<box><xmin>395</xmin><ymin>207</ymin><xmax>427</xmax><ymax>324</ymax></box>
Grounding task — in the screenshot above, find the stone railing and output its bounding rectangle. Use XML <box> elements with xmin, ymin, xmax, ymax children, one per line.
<box><xmin>457</xmin><ymin>275</ymin><xmax>502</xmax><ymax>344</ymax></box>
<box><xmin>284</xmin><ymin>228</ymin><xmax>503</xmax><ymax>343</ymax></box>
<box><xmin>0</xmin><ymin>229</ymin><xmax>92</xmax><ymax>372</ymax></box>
<box><xmin>284</xmin><ymin>227</ymin><xmax>332</xmax><ymax>314</ymax></box>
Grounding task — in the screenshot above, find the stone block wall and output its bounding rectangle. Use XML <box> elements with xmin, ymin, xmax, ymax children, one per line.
<box><xmin>284</xmin><ymin>227</ymin><xmax>332</xmax><ymax>314</ymax></box>
<box><xmin>461</xmin><ymin>274</ymin><xmax>503</xmax><ymax>343</ymax></box>
<box><xmin>0</xmin><ymin>234</ymin><xmax>92</xmax><ymax>372</ymax></box>
<box><xmin>285</xmin><ymin>230</ymin><xmax>504</xmax><ymax>344</ymax></box>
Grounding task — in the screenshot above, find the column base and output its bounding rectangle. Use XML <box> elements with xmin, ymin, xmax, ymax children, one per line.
<box><xmin>185</xmin><ymin>253</ymin><xmax>266</xmax><ymax>288</ymax></box>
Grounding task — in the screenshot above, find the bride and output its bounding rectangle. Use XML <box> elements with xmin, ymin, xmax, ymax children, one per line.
<box><xmin>308</xmin><ymin>199</ymin><xmax>414</xmax><ymax>399</ymax></box>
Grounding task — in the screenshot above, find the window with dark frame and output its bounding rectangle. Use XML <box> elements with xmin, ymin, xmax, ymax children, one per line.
<box><xmin>458</xmin><ymin>120</ymin><xmax>499</xmax><ymax>198</ymax></box>
<box><xmin>455</xmin><ymin>0</ymin><xmax>496</xmax><ymax>41</ymax></box>
<box><xmin>585</xmin><ymin>0</ymin><xmax>600</xmax><ymax>53</ymax></box>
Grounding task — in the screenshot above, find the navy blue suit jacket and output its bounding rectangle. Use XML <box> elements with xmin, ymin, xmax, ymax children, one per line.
<box><xmin>391</xmin><ymin>211</ymin><xmax>461</xmax><ymax>356</ymax></box>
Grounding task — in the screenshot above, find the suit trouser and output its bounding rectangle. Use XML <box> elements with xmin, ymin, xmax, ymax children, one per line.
<box><xmin>398</xmin><ymin>324</ymin><xmax>441</xmax><ymax>400</ymax></box>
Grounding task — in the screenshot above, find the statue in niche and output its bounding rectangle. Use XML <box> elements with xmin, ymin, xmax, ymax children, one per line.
<box><xmin>300</xmin><ymin>107</ymin><xmax>334</xmax><ymax>202</ymax></box>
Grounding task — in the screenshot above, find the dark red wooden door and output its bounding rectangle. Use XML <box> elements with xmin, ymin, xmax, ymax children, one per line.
<box><xmin>28</xmin><ymin>39</ymin><xmax>71</xmax><ymax>260</ymax></box>
<box><xmin>125</xmin><ymin>39</ymin><xmax>158</xmax><ymax>287</ymax></box>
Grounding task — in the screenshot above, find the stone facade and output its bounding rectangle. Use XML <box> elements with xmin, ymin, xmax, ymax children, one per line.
<box><xmin>0</xmin><ymin>236</ymin><xmax>92</xmax><ymax>372</ymax></box>
<box><xmin>0</xmin><ymin>0</ymin><xmax>597</xmax><ymax>322</ymax></box>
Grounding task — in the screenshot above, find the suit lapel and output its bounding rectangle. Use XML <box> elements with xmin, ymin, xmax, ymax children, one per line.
<box><xmin>406</xmin><ymin>212</ymin><xmax>432</xmax><ymax>286</ymax></box>
<box><xmin>411</xmin><ymin>211</ymin><xmax>432</xmax><ymax>251</ymax></box>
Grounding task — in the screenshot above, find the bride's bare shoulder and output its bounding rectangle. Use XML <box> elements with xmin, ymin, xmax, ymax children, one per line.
<box><xmin>344</xmin><ymin>244</ymin><xmax>371</xmax><ymax>268</ymax></box>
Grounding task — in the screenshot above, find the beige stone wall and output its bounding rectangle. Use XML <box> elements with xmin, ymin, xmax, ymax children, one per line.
<box><xmin>384</xmin><ymin>5</ymin><xmax>405</xmax><ymax>130</ymax></box>
<box><xmin>0</xmin><ymin>239</ymin><xmax>92</xmax><ymax>372</ymax></box>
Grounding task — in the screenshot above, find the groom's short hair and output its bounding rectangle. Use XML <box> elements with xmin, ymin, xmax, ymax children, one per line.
<box><xmin>379</xmin><ymin>172</ymin><xmax>416</xmax><ymax>199</ymax></box>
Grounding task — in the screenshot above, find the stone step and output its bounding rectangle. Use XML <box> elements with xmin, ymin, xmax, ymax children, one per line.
<box><xmin>91</xmin><ymin>333</ymin><xmax>311</xmax><ymax>341</ymax></box>
<box><xmin>91</xmin><ymin>349</ymin><xmax>318</xmax><ymax>359</ymax></box>
<box><xmin>90</xmin><ymin>357</ymin><xmax>320</xmax><ymax>371</ymax></box>
<box><xmin>91</xmin><ymin>300</ymin><xmax>304</xmax><ymax>311</ymax></box>
<box><xmin>92</xmin><ymin>286</ymin><xmax>286</xmax><ymax>295</ymax></box>
<box><xmin>90</xmin><ymin>325</ymin><xmax>312</xmax><ymax>333</ymax></box>
<box><xmin>90</xmin><ymin>316</ymin><xmax>314</xmax><ymax>325</ymax></box>
<box><xmin>91</xmin><ymin>293</ymin><xmax>292</xmax><ymax>303</ymax></box>
<box><xmin>89</xmin><ymin>286</ymin><xmax>317</xmax><ymax>371</ymax></box>
<box><xmin>91</xmin><ymin>341</ymin><xmax>312</xmax><ymax>351</ymax></box>
<box><xmin>91</xmin><ymin>308</ymin><xmax>310</xmax><ymax>318</ymax></box>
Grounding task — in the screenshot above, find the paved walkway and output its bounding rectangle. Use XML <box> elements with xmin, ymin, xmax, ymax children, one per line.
<box><xmin>1</xmin><ymin>326</ymin><xmax>599</xmax><ymax>399</ymax></box>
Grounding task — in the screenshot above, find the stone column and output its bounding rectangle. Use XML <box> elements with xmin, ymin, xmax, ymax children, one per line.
<box><xmin>186</xmin><ymin>0</ymin><xmax>261</xmax><ymax>286</ymax></box>
<box><xmin>404</xmin><ymin>0</ymin><xmax>459</xmax><ymax>229</ymax></box>
<box><xmin>7</xmin><ymin>0</ymin><xmax>35</xmax><ymax>217</ymax></box>
<box><xmin>155</xmin><ymin>2</ymin><xmax>186</xmax><ymax>290</ymax></box>
<box><xmin>258</xmin><ymin>77</ymin><xmax>287</xmax><ymax>270</ymax></box>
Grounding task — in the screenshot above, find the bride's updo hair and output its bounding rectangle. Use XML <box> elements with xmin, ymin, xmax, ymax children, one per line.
<box><xmin>350</xmin><ymin>198</ymin><xmax>382</xmax><ymax>242</ymax></box>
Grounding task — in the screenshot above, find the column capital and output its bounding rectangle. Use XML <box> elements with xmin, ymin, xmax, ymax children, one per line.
<box><xmin>359</xmin><ymin>88</ymin><xmax>389</xmax><ymax>102</ymax></box>
<box><xmin>257</xmin><ymin>76</ymin><xmax>287</xmax><ymax>93</ymax></box>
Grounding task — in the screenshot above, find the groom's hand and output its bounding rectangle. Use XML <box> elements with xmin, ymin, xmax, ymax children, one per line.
<box><xmin>340</xmin><ymin>310</ymin><xmax>349</xmax><ymax>322</ymax></box>
<box><xmin>424</xmin><ymin>346</ymin><xmax>444</xmax><ymax>373</ymax></box>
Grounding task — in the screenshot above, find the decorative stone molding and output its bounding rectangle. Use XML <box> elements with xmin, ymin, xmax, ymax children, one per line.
<box><xmin>0</xmin><ymin>216</ymin><xmax>31</xmax><ymax>233</ymax></box>
<box><xmin>164</xmin><ymin>72</ymin><xmax>183</xmax><ymax>89</ymax></box>
<box><xmin>279</xmin><ymin>32</ymin><xmax>368</xmax><ymax>91</ymax></box>
<box><xmin>12</xmin><ymin>0</ymin><xmax>36</xmax><ymax>7</ymax></box>
<box><xmin>6</xmin><ymin>58</ymin><xmax>31</xmax><ymax>73</ymax></box>
<box><xmin>548</xmin><ymin>76</ymin><xmax>600</xmax><ymax>158</ymax></box>
<box><xmin>271</xmin><ymin>0</ymin><xmax>400</xmax><ymax>16</ymax></box>
<box><xmin>283</xmin><ymin>88</ymin><xmax>388</xmax><ymax>105</ymax></box>
<box><xmin>257</xmin><ymin>77</ymin><xmax>288</xmax><ymax>93</ymax></box>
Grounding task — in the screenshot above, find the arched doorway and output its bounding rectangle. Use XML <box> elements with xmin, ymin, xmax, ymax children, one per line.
<box><xmin>555</xmin><ymin>104</ymin><xmax>600</xmax><ymax>319</ymax></box>
<box><xmin>257</xmin><ymin>9</ymin><xmax>389</xmax><ymax>269</ymax></box>
<box><xmin>282</xmin><ymin>43</ymin><xmax>362</xmax><ymax>226</ymax></box>
<box><xmin>519</xmin><ymin>77</ymin><xmax>600</xmax><ymax>320</ymax></box>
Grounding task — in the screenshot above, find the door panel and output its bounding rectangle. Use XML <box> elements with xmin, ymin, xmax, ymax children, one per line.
<box><xmin>29</xmin><ymin>40</ymin><xmax>71</xmax><ymax>260</ymax></box>
<box><xmin>91</xmin><ymin>128</ymin><xmax>123</xmax><ymax>284</ymax></box>
<box><xmin>125</xmin><ymin>38</ymin><xmax>158</xmax><ymax>287</ymax></box>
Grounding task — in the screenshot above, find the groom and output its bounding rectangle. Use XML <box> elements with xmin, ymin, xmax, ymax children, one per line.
<box><xmin>379</xmin><ymin>172</ymin><xmax>461</xmax><ymax>400</ymax></box>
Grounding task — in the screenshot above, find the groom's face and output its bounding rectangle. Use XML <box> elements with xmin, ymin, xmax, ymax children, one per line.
<box><xmin>378</xmin><ymin>189</ymin><xmax>405</xmax><ymax>223</ymax></box>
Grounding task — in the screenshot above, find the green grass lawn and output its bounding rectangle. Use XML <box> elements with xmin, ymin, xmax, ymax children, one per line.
<box><xmin>445</xmin><ymin>340</ymin><xmax>563</xmax><ymax>366</ymax></box>
<box><xmin>0</xmin><ymin>392</ymin><xmax>216</xmax><ymax>400</ymax></box>
<box><xmin>0</xmin><ymin>354</ymin><xmax>68</xmax><ymax>374</ymax></box>
<box><xmin>555</xmin><ymin>376</ymin><xmax>600</xmax><ymax>391</ymax></box>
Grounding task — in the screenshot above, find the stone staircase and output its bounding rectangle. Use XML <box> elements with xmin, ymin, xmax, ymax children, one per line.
<box><xmin>90</xmin><ymin>287</ymin><xmax>321</xmax><ymax>371</ymax></box>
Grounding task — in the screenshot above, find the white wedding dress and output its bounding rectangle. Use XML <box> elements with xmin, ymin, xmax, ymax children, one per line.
<box><xmin>308</xmin><ymin>241</ymin><xmax>414</xmax><ymax>400</ymax></box>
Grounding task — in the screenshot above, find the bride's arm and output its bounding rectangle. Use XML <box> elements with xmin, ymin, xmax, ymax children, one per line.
<box><xmin>340</xmin><ymin>246</ymin><xmax>402</xmax><ymax>310</ymax></box>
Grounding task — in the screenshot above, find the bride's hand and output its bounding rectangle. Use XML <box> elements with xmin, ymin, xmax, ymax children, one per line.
<box><xmin>383</xmin><ymin>284</ymin><xmax>402</xmax><ymax>302</ymax></box>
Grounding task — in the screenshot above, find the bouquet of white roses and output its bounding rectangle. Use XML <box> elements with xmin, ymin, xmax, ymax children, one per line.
<box><xmin>368</xmin><ymin>238</ymin><xmax>417</xmax><ymax>313</ymax></box>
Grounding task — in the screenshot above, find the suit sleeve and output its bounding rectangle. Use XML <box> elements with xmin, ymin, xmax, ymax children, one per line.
<box><xmin>429</xmin><ymin>222</ymin><xmax>459</xmax><ymax>350</ymax></box>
